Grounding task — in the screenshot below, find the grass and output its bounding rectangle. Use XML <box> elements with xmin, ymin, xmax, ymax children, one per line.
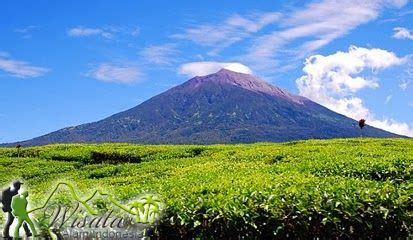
<box><xmin>0</xmin><ymin>138</ymin><xmax>412</xmax><ymax>238</ymax></box>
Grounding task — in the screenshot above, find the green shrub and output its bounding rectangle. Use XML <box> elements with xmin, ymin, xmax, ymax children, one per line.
<box><xmin>265</xmin><ymin>155</ymin><xmax>285</xmax><ymax>164</ymax></box>
<box><xmin>90</xmin><ymin>151</ymin><xmax>142</xmax><ymax>164</ymax></box>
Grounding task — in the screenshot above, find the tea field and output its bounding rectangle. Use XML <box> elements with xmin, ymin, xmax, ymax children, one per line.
<box><xmin>0</xmin><ymin>138</ymin><xmax>412</xmax><ymax>238</ymax></box>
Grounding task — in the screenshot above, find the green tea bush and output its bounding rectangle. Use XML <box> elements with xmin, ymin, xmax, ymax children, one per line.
<box><xmin>0</xmin><ymin>138</ymin><xmax>411</xmax><ymax>238</ymax></box>
<box><xmin>87</xmin><ymin>165</ymin><xmax>122</xmax><ymax>179</ymax></box>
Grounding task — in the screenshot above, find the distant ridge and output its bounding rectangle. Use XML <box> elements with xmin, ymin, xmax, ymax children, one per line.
<box><xmin>6</xmin><ymin>69</ymin><xmax>401</xmax><ymax>146</ymax></box>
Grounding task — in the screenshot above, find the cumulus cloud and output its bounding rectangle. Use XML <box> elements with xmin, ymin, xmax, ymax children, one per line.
<box><xmin>87</xmin><ymin>64</ymin><xmax>142</xmax><ymax>84</ymax></box>
<box><xmin>173</xmin><ymin>12</ymin><xmax>280</xmax><ymax>55</ymax></box>
<box><xmin>67</xmin><ymin>27</ymin><xmax>114</xmax><ymax>39</ymax></box>
<box><xmin>369</xmin><ymin>118</ymin><xmax>413</xmax><ymax>136</ymax></box>
<box><xmin>140</xmin><ymin>44</ymin><xmax>177</xmax><ymax>65</ymax></box>
<box><xmin>296</xmin><ymin>45</ymin><xmax>413</xmax><ymax>137</ymax></box>
<box><xmin>178</xmin><ymin>62</ymin><xmax>252</xmax><ymax>77</ymax></box>
<box><xmin>393</xmin><ymin>27</ymin><xmax>413</xmax><ymax>40</ymax></box>
<box><xmin>0</xmin><ymin>54</ymin><xmax>49</xmax><ymax>78</ymax></box>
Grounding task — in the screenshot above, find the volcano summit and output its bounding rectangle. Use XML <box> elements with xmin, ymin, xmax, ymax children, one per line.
<box><xmin>14</xmin><ymin>69</ymin><xmax>399</xmax><ymax>145</ymax></box>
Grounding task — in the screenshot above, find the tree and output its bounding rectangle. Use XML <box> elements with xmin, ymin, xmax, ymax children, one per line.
<box><xmin>358</xmin><ymin>119</ymin><xmax>366</xmax><ymax>137</ymax></box>
<box><xmin>16</xmin><ymin>144</ymin><xmax>22</xmax><ymax>158</ymax></box>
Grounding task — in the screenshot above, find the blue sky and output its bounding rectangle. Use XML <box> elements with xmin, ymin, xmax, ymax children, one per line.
<box><xmin>1</xmin><ymin>0</ymin><xmax>413</xmax><ymax>143</ymax></box>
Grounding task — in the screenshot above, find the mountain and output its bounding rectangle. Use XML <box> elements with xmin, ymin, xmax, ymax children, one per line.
<box><xmin>9</xmin><ymin>69</ymin><xmax>400</xmax><ymax>146</ymax></box>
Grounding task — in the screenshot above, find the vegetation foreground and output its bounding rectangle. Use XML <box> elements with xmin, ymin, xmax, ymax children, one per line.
<box><xmin>0</xmin><ymin>138</ymin><xmax>412</xmax><ymax>239</ymax></box>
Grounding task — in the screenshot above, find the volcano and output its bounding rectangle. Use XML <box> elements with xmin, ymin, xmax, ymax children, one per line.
<box><xmin>13</xmin><ymin>69</ymin><xmax>399</xmax><ymax>145</ymax></box>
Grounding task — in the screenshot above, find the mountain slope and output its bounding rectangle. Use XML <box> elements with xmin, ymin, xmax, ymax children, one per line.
<box><xmin>12</xmin><ymin>69</ymin><xmax>399</xmax><ymax>145</ymax></box>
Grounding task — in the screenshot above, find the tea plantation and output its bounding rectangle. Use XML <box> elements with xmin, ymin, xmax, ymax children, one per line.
<box><xmin>0</xmin><ymin>138</ymin><xmax>412</xmax><ymax>238</ymax></box>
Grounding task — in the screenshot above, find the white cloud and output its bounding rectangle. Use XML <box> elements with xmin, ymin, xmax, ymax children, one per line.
<box><xmin>226</xmin><ymin>12</ymin><xmax>281</xmax><ymax>32</ymax></box>
<box><xmin>14</xmin><ymin>25</ymin><xmax>39</xmax><ymax>38</ymax></box>
<box><xmin>393</xmin><ymin>27</ymin><xmax>413</xmax><ymax>40</ymax></box>
<box><xmin>384</xmin><ymin>95</ymin><xmax>393</xmax><ymax>104</ymax></box>
<box><xmin>130</xmin><ymin>27</ymin><xmax>140</xmax><ymax>37</ymax></box>
<box><xmin>0</xmin><ymin>54</ymin><xmax>49</xmax><ymax>78</ymax></box>
<box><xmin>369</xmin><ymin>118</ymin><xmax>413</xmax><ymax>137</ymax></box>
<box><xmin>140</xmin><ymin>44</ymin><xmax>177</xmax><ymax>65</ymax></box>
<box><xmin>399</xmin><ymin>79</ymin><xmax>411</xmax><ymax>90</ymax></box>
<box><xmin>173</xmin><ymin>12</ymin><xmax>280</xmax><ymax>55</ymax></box>
<box><xmin>296</xmin><ymin>45</ymin><xmax>413</xmax><ymax>137</ymax></box>
<box><xmin>297</xmin><ymin>46</ymin><xmax>402</xmax><ymax>98</ymax></box>
<box><xmin>245</xmin><ymin>0</ymin><xmax>408</xmax><ymax>70</ymax></box>
<box><xmin>171</xmin><ymin>1</ymin><xmax>407</xmax><ymax>72</ymax></box>
<box><xmin>399</xmin><ymin>58</ymin><xmax>413</xmax><ymax>90</ymax></box>
<box><xmin>178</xmin><ymin>62</ymin><xmax>252</xmax><ymax>77</ymax></box>
<box><xmin>87</xmin><ymin>64</ymin><xmax>142</xmax><ymax>84</ymax></box>
<box><xmin>67</xmin><ymin>27</ymin><xmax>114</xmax><ymax>39</ymax></box>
